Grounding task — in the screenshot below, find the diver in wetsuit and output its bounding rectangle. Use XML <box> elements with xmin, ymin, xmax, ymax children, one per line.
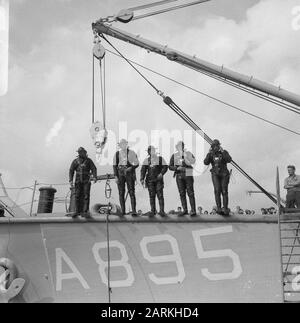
<box><xmin>140</xmin><ymin>146</ymin><xmax>168</xmax><ymax>217</ymax></box>
<box><xmin>69</xmin><ymin>147</ymin><xmax>97</xmax><ymax>217</ymax></box>
<box><xmin>204</xmin><ymin>139</ymin><xmax>232</xmax><ymax>216</ymax></box>
<box><xmin>169</xmin><ymin>141</ymin><xmax>197</xmax><ymax>216</ymax></box>
<box><xmin>113</xmin><ymin>139</ymin><xmax>139</xmax><ymax>216</ymax></box>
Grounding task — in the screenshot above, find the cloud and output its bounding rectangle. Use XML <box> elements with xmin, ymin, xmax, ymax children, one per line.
<box><xmin>45</xmin><ymin>116</ymin><xmax>65</xmax><ymax>147</ymax></box>
<box><xmin>44</xmin><ymin>65</ymin><xmax>66</xmax><ymax>90</ymax></box>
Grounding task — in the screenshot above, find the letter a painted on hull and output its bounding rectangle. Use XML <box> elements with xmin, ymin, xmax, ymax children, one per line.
<box><xmin>55</xmin><ymin>248</ymin><xmax>90</xmax><ymax>291</ymax></box>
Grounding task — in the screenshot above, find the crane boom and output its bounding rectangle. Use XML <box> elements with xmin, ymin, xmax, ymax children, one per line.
<box><xmin>92</xmin><ymin>22</ymin><xmax>300</xmax><ymax>107</ymax></box>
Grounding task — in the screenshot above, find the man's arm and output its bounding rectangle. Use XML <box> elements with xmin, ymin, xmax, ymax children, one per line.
<box><xmin>204</xmin><ymin>152</ymin><xmax>212</xmax><ymax>166</ymax></box>
<box><xmin>89</xmin><ymin>159</ymin><xmax>97</xmax><ymax>179</ymax></box>
<box><xmin>160</xmin><ymin>157</ymin><xmax>168</xmax><ymax>176</ymax></box>
<box><xmin>185</xmin><ymin>152</ymin><xmax>196</xmax><ymax>166</ymax></box>
<box><xmin>140</xmin><ymin>159</ymin><xmax>148</xmax><ymax>181</ymax></box>
<box><xmin>131</xmin><ymin>151</ymin><xmax>139</xmax><ymax>170</ymax></box>
<box><xmin>283</xmin><ymin>178</ymin><xmax>292</xmax><ymax>189</ymax></box>
<box><xmin>294</xmin><ymin>176</ymin><xmax>300</xmax><ymax>187</ymax></box>
<box><xmin>69</xmin><ymin>160</ymin><xmax>76</xmax><ymax>183</ymax></box>
<box><xmin>223</xmin><ymin>150</ymin><xmax>232</xmax><ymax>163</ymax></box>
<box><xmin>113</xmin><ymin>152</ymin><xmax>119</xmax><ymax>177</ymax></box>
<box><xmin>285</xmin><ymin>176</ymin><xmax>300</xmax><ymax>189</ymax></box>
<box><xmin>169</xmin><ymin>154</ymin><xmax>177</xmax><ymax>171</ymax></box>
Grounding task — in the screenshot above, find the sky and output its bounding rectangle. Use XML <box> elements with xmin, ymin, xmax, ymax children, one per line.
<box><xmin>0</xmin><ymin>0</ymin><xmax>300</xmax><ymax>214</ymax></box>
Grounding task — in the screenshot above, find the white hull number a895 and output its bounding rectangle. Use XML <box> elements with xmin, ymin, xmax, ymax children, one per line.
<box><xmin>55</xmin><ymin>225</ymin><xmax>243</xmax><ymax>291</ymax></box>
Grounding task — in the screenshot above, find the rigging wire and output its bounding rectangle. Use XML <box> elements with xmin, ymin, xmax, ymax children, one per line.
<box><xmin>101</xmin><ymin>36</ymin><xmax>161</xmax><ymax>94</ymax></box>
<box><xmin>99</xmin><ymin>56</ymin><xmax>107</xmax><ymax>128</ymax></box>
<box><xmin>127</xmin><ymin>0</ymin><xmax>181</xmax><ymax>11</ymax></box>
<box><xmin>129</xmin><ymin>0</ymin><xmax>211</xmax><ymax>21</ymax></box>
<box><xmin>92</xmin><ymin>54</ymin><xmax>95</xmax><ymax>123</ymax></box>
<box><xmin>105</xmin><ymin>49</ymin><xmax>300</xmax><ymax>136</ymax></box>
<box><xmin>190</xmin><ymin>67</ymin><xmax>300</xmax><ymax>115</ymax></box>
<box><xmin>92</xmin><ymin>52</ymin><xmax>107</xmax><ymax>126</ymax></box>
<box><xmin>100</xmin><ymin>35</ymin><xmax>282</xmax><ymax>206</ymax></box>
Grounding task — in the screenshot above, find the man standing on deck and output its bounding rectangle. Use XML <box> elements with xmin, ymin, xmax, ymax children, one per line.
<box><xmin>113</xmin><ymin>139</ymin><xmax>139</xmax><ymax>216</ymax></box>
<box><xmin>69</xmin><ymin>147</ymin><xmax>97</xmax><ymax>217</ymax></box>
<box><xmin>284</xmin><ymin>165</ymin><xmax>300</xmax><ymax>209</ymax></box>
<box><xmin>140</xmin><ymin>146</ymin><xmax>168</xmax><ymax>217</ymax></box>
<box><xmin>169</xmin><ymin>141</ymin><xmax>197</xmax><ymax>217</ymax></box>
<box><xmin>204</xmin><ymin>139</ymin><xmax>232</xmax><ymax>216</ymax></box>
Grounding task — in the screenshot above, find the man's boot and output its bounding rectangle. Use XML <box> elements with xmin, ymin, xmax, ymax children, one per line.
<box><xmin>189</xmin><ymin>195</ymin><xmax>197</xmax><ymax>217</ymax></box>
<box><xmin>147</xmin><ymin>197</ymin><xmax>156</xmax><ymax>217</ymax></box>
<box><xmin>158</xmin><ymin>198</ymin><xmax>166</xmax><ymax>217</ymax></box>
<box><xmin>222</xmin><ymin>193</ymin><xmax>230</xmax><ymax>216</ymax></box>
<box><xmin>119</xmin><ymin>194</ymin><xmax>126</xmax><ymax>216</ymax></box>
<box><xmin>179</xmin><ymin>195</ymin><xmax>188</xmax><ymax>216</ymax></box>
<box><xmin>214</xmin><ymin>192</ymin><xmax>222</xmax><ymax>215</ymax></box>
<box><xmin>130</xmin><ymin>195</ymin><xmax>138</xmax><ymax>217</ymax></box>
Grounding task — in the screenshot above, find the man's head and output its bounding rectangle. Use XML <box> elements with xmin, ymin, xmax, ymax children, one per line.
<box><xmin>147</xmin><ymin>145</ymin><xmax>157</xmax><ymax>157</ymax></box>
<box><xmin>211</xmin><ymin>139</ymin><xmax>221</xmax><ymax>153</ymax></box>
<box><xmin>175</xmin><ymin>141</ymin><xmax>185</xmax><ymax>152</ymax></box>
<box><xmin>77</xmin><ymin>147</ymin><xmax>87</xmax><ymax>158</ymax></box>
<box><xmin>118</xmin><ymin>139</ymin><xmax>128</xmax><ymax>151</ymax></box>
<box><xmin>177</xmin><ymin>206</ymin><xmax>182</xmax><ymax>212</ymax></box>
<box><xmin>287</xmin><ymin>165</ymin><xmax>296</xmax><ymax>176</ymax></box>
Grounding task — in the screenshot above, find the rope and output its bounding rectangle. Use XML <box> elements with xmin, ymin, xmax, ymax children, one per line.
<box><xmin>37</xmin><ymin>183</ymin><xmax>69</xmax><ymax>186</ymax></box>
<box><xmin>131</xmin><ymin>0</ymin><xmax>211</xmax><ymax>21</ymax></box>
<box><xmin>101</xmin><ymin>35</ymin><xmax>162</xmax><ymax>95</ymax></box>
<box><xmin>101</xmin><ymin>36</ymin><xmax>282</xmax><ymax>206</ymax></box>
<box><xmin>1</xmin><ymin>186</ymin><xmax>34</xmax><ymax>190</ymax></box>
<box><xmin>127</xmin><ymin>0</ymin><xmax>180</xmax><ymax>11</ymax></box>
<box><xmin>165</xmin><ymin>97</ymin><xmax>279</xmax><ymax>205</ymax></box>
<box><xmin>105</xmin><ymin>49</ymin><xmax>300</xmax><ymax>136</ymax></box>
<box><xmin>93</xmin><ymin>41</ymin><xmax>107</xmax><ymax>132</ymax></box>
<box><xmin>92</xmin><ymin>54</ymin><xmax>95</xmax><ymax>124</ymax></box>
<box><xmin>99</xmin><ymin>55</ymin><xmax>107</xmax><ymax>129</ymax></box>
<box><xmin>191</xmin><ymin>67</ymin><xmax>300</xmax><ymax>115</ymax></box>
<box><xmin>103</xmin><ymin>55</ymin><xmax>107</xmax><ymax>128</ymax></box>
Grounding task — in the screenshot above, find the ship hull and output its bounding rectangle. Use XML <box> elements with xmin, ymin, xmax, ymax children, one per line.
<box><xmin>1</xmin><ymin>216</ymin><xmax>295</xmax><ymax>303</ymax></box>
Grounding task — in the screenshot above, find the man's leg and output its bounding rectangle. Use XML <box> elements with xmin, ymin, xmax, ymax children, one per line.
<box><xmin>186</xmin><ymin>176</ymin><xmax>196</xmax><ymax>216</ymax></box>
<box><xmin>212</xmin><ymin>174</ymin><xmax>222</xmax><ymax>213</ymax></box>
<box><xmin>221</xmin><ymin>173</ymin><xmax>230</xmax><ymax>214</ymax></box>
<box><xmin>118</xmin><ymin>176</ymin><xmax>126</xmax><ymax>215</ymax></box>
<box><xmin>148</xmin><ymin>181</ymin><xmax>157</xmax><ymax>216</ymax></box>
<box><xmin>126</xmin><ymin>175</ymin><xmax>137</xmax><ymax>215</ymax></box>
<box><xmin>82</xmin><ymin>181</ymin><xmax>92</xmax><ymax>213</ymax></box>
<box><xmin>295</xmin><ymin>191</ymin><xmax>300</xmax><ymax>209</ymax></box>
<box><xmin>156</xmin><ymin>181</ymin><xmax>166</xmax><ymax>216</ymax></box>
<box><xmin>75</xmin><ymin>182</ymin><xmax>83</xmax><ymax>214</ymax></box>
<box><xmin>176</xmin><ymin>176</ymin><xmax>188</xmax><ymax>215</ymax></box>
<box><xmin>286</xmin><ymin>191</ymin><xmax>296</xmax><ymax>209</ymax></box>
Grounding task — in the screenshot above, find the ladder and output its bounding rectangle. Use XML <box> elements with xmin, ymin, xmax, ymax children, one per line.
<box><xmin>276</xmin><ymin>168</ymin><xmax>300</xmax><ymax>303</ymax></box>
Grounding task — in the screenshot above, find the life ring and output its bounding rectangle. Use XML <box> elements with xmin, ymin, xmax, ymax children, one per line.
<box><xmin>0</xmin><ymin>258</ymin><xmax>25</xmax><ymax>303</ymax></box>
<box><xmin>0</xmin><ymin>258</ymin><xmax>17</xmax><ymax>288</ymax></box>
<box><xmin>92</xmin><ymin>203</ymin><xmax>122</xmax><ymax>216</ymax></box>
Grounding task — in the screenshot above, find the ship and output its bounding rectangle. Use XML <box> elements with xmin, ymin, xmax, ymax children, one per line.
<box><xmin>0</xmin><ymin>0</ymin><xmax>300</xmax><ymax>303</ymax></box>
